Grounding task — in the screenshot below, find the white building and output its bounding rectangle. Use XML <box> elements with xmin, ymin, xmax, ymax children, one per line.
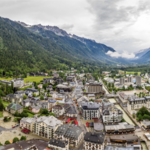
<box><xmin>81</xmin><ymin>102</ymin><xmax>101</xmax><ymax>120</ymax></box>
<box><xmin>11</xmin><ymin>78</ymin><xmax>24</xmax><ymax>88</ymax></box>
<box><xmin>52</xmin><ymin>105</ymin><xmax>64</xmax><ymax>117</ymax></box>
<box><xmin>136</xmin><ymin>76</ymin><xmax>141</xmax><ymax>86</ymax></box>
<box><xmin>84</xmin><ymin>132</ymin><xmax>105</xmax><ymax>150</ymax></box>
<box><xmin>102</xmin><ymin>103</ymin><xmax>123</xmax><ymax>124</ymax></box>
<box><xmin>20</xmin><ymin>116</ymin><xmax>62</xmax><ymax>139</ymax></box>
<box><xmin>120</xmin><ymin>77</ymin><xmax>125</xmax><ymax>85</ymax></box>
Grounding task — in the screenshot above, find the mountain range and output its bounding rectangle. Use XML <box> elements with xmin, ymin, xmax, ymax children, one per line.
<box><xmin>0</xmin><ymin>16</ymin><xmax>149</xmax><ymax>73</ymax></box>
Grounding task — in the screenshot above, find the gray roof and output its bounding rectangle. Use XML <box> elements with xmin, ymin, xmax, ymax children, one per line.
<box><xmin>7</xmin><ymin>103</ymin><xmax>23</xmax><ymax>111</ymax></box>
<box><xmin>84</xmin><ymin>132</ymin><xmax>105</xmax><ymax>144</ymax></box>
<box><xmin>48</xmin><ymin>99</ymin><xmax>56</xmax><ymax>103</ymax></box>
<box><xmin>0</xmin><ymin>139</ymin><xmax>48</xmax><ymax>150</ymax></box>
<box><xmin>64</xmin><ymin>104</ymin><xmax>77</xmax><ymax>114</ymax></box>
<box><xmin>105</xmin><ymin>146</ymin><xmax>134</xmax><ymax>150</ymax></box>
<box><xmin>142</xmin><ymin>120</ymin><xmax>150</xmax><ymax>126</ymax></box>
<box><xmin>55</xmin><ymin>124</ymin><xmax>83</xmax><ymax>140</ymax></box>
<box><xmin>81</xmin><ymin>102</ymin><xmax>101</xmax><ymax>110</ymax></box>
<box><xmin>49</xmin><ymin>139</ymin><xmax>68</xmax><ymax>148</ymax></box>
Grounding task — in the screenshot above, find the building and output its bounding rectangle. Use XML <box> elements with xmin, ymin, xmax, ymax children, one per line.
<box><xmin>66</xmin><ymin>76</ymin><xmax>74</xmax><ymax>82</ymax></box>
<box><xmin>6</xmin><ymin>93</ymin><xmax>23</xmax><ymax>103</ymax></box>
<box><xmin>0</xmin><ymin>139</ymin><xmax>48</xmax><ymax>150</ymax></box>
<box><xmin>52</xmin><ymin>105</ymin><xmax>64</xmax><ymax>117</ymax></box>
<box><xmin>54</xmin><ymin>124</ymin><xmax>83</xmax><ymax>147</ymax></box>
<box><xmin>48</xmin><ymin>139</ymin><xmax>69</xmax><ymax>150</ymax></box>
<box><xmin>81</xmin><ymin>102</ymin><xmax>101</xmax><ymax>120</ymax></box>
<box><xmin>102</xmin><ymin>104</ymin><xmax>123</xmax><ymax>124</ymax></box>
<box><xmin>7</xmin><ymin>103</ymin><xmax>23</xmax><ymax>114</ymax></box>
<box><xmin>46</xmin><ymin>85</ymin><xmax>53</xmax><ymax>91</ymax></box>
<box><xmin>20</xmin><ymin>116</ymin><xmax>62</xmax><ymax>139</ymax></box>
<box><xmin>48</xmin><ymin>99</ymin><xmax>56</xmax><ymax>111</ymax></box>
<box><xmin>136</xmin><ymin>76</ymin><xmax>141</xmax><ymax>86</ymax></box>
<box><xmin>25</xmin><ymin>88</ymin><xmax>39</xmax><ymax>96</ymax></box>
<box><xmin>56</xmin><ymin>84</ymin><xmax>72</xmax><ymax>92</ymax></box>
<box><xmin>141</xmin><ymin>120</ymin><xmax>150</xmax><ymax>130</ymax></box>
<box><xmin>120</xmin><ymin>77</ymin><xmax>125</xmax><ymax>85</ymax></box>
<box><xmin>43</xmin><ymin>78</ymin><xmax>53</xmax><ymax>84</ymax></box>
<box><xmin>84</xmin><ymin>132</ymin><xmax>105</xmax><ymax>150</ymax></box>
<box><xmin>127</xmin><ymin>96</ymin><xmax>150</xmax><ymax>114</ymax></box>
<box><xmin>105</xmin><ymin>122</ymin><xmax>135</xmax><ymax>134</ymax></box>
<box><xmin>0</xmin><ymin>80</ymin><xmax>11</xmax><ymax>86</ymax></box>
<box><xmin>128</xmin><ymin>76</ymin><xmax>132</xmax><ymax>82</ymax></box>
<box><xmin>106</xmin><ymin>134</ymin><xmax>141</xmax><ymax>150</ymax></box>
<box><xmin>11</xmin><ymin>78</ymin><xmax>24</xmax><ymax>88</ymax></box>
<box><xmin>64</xmin><ymin>104</ymin><xmax>77</xmax><ymax>117</ymax></box>
<box><xmin>85</xmin><ymin>82</ymin><xmax>105</xmax><ymax>97</ymax></box>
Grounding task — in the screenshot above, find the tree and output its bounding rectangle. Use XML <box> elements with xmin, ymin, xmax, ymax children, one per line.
<box><xmin>5</xmin><ymin>140</ymin><xmax>10</xmax><ymax>145</ymax></box>
<box><xmin>13</xmin><ymin>137</ymin><xmax>19</xmax><ymax>143</ymax></box>
<box><xmin>23</xmin><ymin>95</ymin><xmax>27</xmax><ymax>100</ymax></box>
<box><xmin>0</xmin><ymin>142</ymin><xmax>2</xmax><ymax>146</ymax></box>
<box><xmin>20</xmin><ymin>136</ymin><xmax>26</xmax><ymax>141</ymax></box>
<box><xmin>42</xmin><ymin>109</ymin><xmax>49</xmax><ymax>114</ymax></box>
<box><xmin>33</xmin><ymin>93</ymin><xmax>36</xmax><ymax>97</ymax></box>
<box><xmin>0</xmin><ymin>101</ymin><xmax>5</xmax><ymax>111</ymax></box>
<box><xmin>40</xmin><ymin>95</ymin><xmax>44</xmax><ymax>100</ymax></box>
<box><xmin>43</xmin><ymin>84</ymin><xmax>48</xmax><ymax>90</ymax></box>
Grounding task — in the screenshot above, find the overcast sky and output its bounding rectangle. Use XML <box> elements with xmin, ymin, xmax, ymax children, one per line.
<box><xmin>1</xmin><ymin>0</ymin><xmax>150</xmax><ymax>56</ymax></box>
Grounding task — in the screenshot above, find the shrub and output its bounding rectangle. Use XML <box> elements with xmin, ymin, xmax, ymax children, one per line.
<box><xmin>5</xmin><ymin>140</ymin><xmax>10</xmax><ymax>145</ymax></box>
<box><xmin>13</xmin><ymin>137</ymin><xmax>19</xmax><ymax>143</ymax></box>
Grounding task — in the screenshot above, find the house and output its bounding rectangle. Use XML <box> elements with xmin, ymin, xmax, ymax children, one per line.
<box><xmin>22</xmin><ymin>99</ymin><xmax>31</xmax><ymax>107</ymax></box>
<box><xmin>25</xmin><ymin>88</ymin><xmax>39</xmax><ymax>96</ymax></box>
<box><xmin>64</xmin><ymin>104</ymin><xmax>77</xmax><ymax>117</ymax></box>
<box><xmin>48</xmin><ymin>139</ymin><xmax>69</xmax><ymax>150</ymax></box>
<box><xmin>106</xmin><ymin>134</ymin><xmax>141</xmax><ymax>150</ymax></box>
<box><xmin>53</xmin><ymin>77</ymin><xmax>64</xmax><ymax>84</ymax></box>
<box><xmin>81</xmin><ymin>102</ymin><xmax>101</xmax><ymax>120</ymax></box>
<box><xmin>66</xmin><ymin>76</ymin><xmax>74</xmax><ymax>82</ymax></box>
<box><xmin>43</xmin><ymin>78</ymin><xmax>53</xmax><ymax>84</ymax></box>
<box><xmin>46</xmin><ymin>85</ymin><xmax>53</xmax><ymax>91</ymax></box>
<box><xmin>20</xmin><ymin>116</ymin><xmax>62</xmax><ymax>139</ymax></box>
<box><xmin>105</xmin><ymin>122</ymin><xmax>135</xmax><ymax>134</ymax></box>
<box><xmin>30</xmin><ymin>105</ymin><xmax>41</xmax><ymax>113</ymax></box>
<box><xmin>0</xmin><ymin>139</ymin><xmax>49</xmax><ymax>150</ymax></box>
<box><xmin>38</xmin><ymin>84</ymin><xmax>43</xmax><ymax>89</ymax></box>
<box><xmin>141</xmin><ymin>120</ymin><xmax>150</xmax><ymax>130</ymax></box>
<box><xmin>56</xmin><ymin>84</ymin><xmax>72</xmax><ymax>92</ymax></box>
<box><xmin>54</xmin><ymin>124</ymin><xmax>83</xmax><ymax>147</ymax></box>
<box><xmin>6</xmin><ymin>93</ymin><xmax>23</xmax><ymax>103</ymax></box>
<box><xmin>102</xmin><ymin>103</ymin><xmax>123</xmax><ymax>124</ymax></box>
<box><xmin>7</xmin><ymin>103</ymin><xmax>23</xmax><ymax>114</ymax></box>
<box><xmin>84</xmin><ymin>132</ymin><xmax>105</xmax><ymax>150</ymax></box>
<box><xmin>48</xmin><ymin>99</ymin><xmax>56</xmax><ymax>111</ymax></box>
<box><xmin>87</xmin><ymin>94</ymin><xmax>95</xmax><ymax>100</ymax></box>
<box><xmin>15</xmin><ymin>90</ymin><xmax>26</xmax><ymax>96</ymax></box>
<box><xmin>127</xmin><ymin>96</ymin><xmax>150</xmax><ymax>114</ymax></box>
<box><xmin>11</xmin><ymin>78</ymin><xmax>24</xmax><ymax>88</ymax></box>
<box><xmin>52</xmin><ymin>105</ymin><xmax>64</xmax><ymax>117</ymax></box>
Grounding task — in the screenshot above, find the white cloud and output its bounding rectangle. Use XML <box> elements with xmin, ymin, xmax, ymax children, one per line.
<box><xmin>106</xmin><ymin>51</ymin><xmax>135</xmax><ymax>59</ymax></box>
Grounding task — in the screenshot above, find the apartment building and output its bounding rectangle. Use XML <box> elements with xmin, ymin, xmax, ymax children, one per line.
<box><xmin>54</xmin><ymin>124</ymin><xmax>83</xmax><ymax>148</ymax></box>
<box><xmin>20</xmin><ymin>116</ymin><xmax>62</xmax><ymax>139</ymax></box>
<box><xmin>81</xmin><ymin>102</ymin><xmax>101</xmax><ymax>120</ymax></box>
<box><xmin>52</xmin><ymin>105</ymin><xmax>64</xmax><ymax>117</ymax></box>
<box><xmin>48</xmin><ymin>139</ymin><xmax>69</xmax><ymax>150</ymax></box>
<box><xmin>11</xmin><ymin>78</ymin><xmax>24</xmax><ymax>88</ymax></box>
<box><xmin>102</xmin><ymin>103</ymin><xmax>123</xmax><ymax>124</ymax></box>
<box><xmin>127</xmin><ymin>96</ymin><xmax>150</xmax><ymax>114</ymax></box>
<box><xmin>84</xmin><ymin>132</ymin><xmax>105</xmax><ymax>150</ymax></box>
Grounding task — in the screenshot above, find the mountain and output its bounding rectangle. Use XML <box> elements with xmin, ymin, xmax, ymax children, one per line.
<box><xmin>18</xmin><ymin>22</ymin><xmax>123</xmax><ymax>63</ymax></box>
<box><xmin>0</xmin><ymin>17</ymin><xmax>130</xmax><ymax>73</ymax></box>
<box><xmin>135</xmin><ymin>48</ymin><xmax>150</xmax><ymax>58</ymax></box>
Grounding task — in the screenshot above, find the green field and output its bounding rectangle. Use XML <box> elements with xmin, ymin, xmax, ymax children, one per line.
<box><xmin>0</xmin><ymin>76</ymin><xmax>50</xmax><ymax>83</ymax></box>
<box><xmin>119</xmin><ymin>70</ymin><xmax>140</xmax><ymax>75</ymax></box>
<box><xmin>2</xmin><ymin>100</ymin><xmax>11</xmax><ymax>108</ymax></box>
<box><xmin>126</xmin><ymin>71</ymin><xmax>141</xmax><ymax>75</ymax></box>
<box><xmin>27</xmin><ymin>112</ymin><xmax>34</xmax><ymax>117</ymax></box>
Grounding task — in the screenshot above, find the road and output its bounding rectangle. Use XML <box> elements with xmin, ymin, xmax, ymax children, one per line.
<box><xmin>72</xmin><ymin>77</ymin><xmax>87</xmax><ymax>134</ymax></box>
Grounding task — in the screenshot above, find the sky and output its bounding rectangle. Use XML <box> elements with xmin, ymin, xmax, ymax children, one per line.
<box><xmin>1</xmin><ymin>0</ymin><xmax>150</xmax><ymax>58</ymax></box>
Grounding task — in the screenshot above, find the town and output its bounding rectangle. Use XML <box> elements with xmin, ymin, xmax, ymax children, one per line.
<box><xmin>0</xmin><ymin>69</ymin><xmax>149</xmax><ymax>150</ymax></box>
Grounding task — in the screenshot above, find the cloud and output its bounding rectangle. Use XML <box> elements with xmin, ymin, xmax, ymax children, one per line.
<box><xmin>106</xmin><ymin>51</ymin><xmax>135</xmax><ymax>59</ymax></box>
<box><xmin>60</xmin><ymin>24</ymin><xmax>74</xmax><ymax>31</ymax></box>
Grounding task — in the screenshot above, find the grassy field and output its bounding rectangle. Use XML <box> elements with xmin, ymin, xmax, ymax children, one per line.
<box><xmin>0</xmin><ymin>111</ymin><xmax>3</xmax><ymax>118</ymax></box>
<box><xmin>0</xmin><ymin>76</ymin><xmax>50</xmax><ymax>83</ymax></box>
<box><xmin>2</xmin><ymin>100</ymin><xmax>11</xmax><ymax>108</ymax></box>
<box><xmin>119</xmin><ymin>70</ymin><xmax>140</xmax><ymax>75</ymax></box>
<box><xmin>27</xmin><ymin>112</ymin><xmax>34</xmax><ymax>117</ymax></box>
<box><xmin>126</xmin><ymin>71</ymin><xmax>141</xmax><ymax>75</ymax></box>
